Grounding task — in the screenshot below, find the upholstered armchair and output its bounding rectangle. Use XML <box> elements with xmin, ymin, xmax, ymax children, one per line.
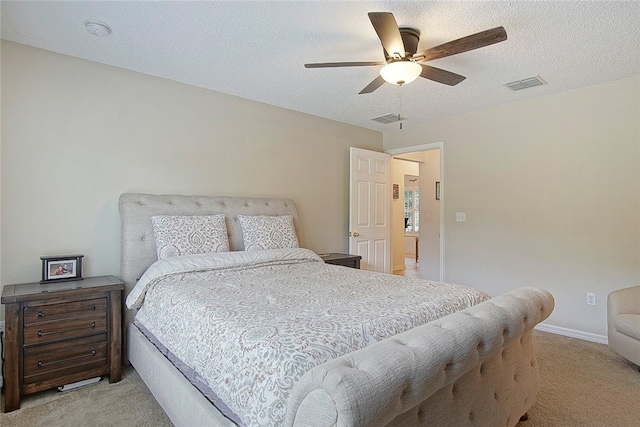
<box><xmin>607</xmin><ymin>285</ymin><xmax>640</xmax><ymax>369</ymax></box>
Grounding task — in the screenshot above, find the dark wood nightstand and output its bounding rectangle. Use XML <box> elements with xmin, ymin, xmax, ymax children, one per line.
<box><xmin>1</xmin><ymin>275</ymin><xmax>124</xmax><ymax>412</ymax></box>
<box><xmin>320</xmin><ymin>253</ymin><xmax>362</xmax><ymax>269</ymax></box>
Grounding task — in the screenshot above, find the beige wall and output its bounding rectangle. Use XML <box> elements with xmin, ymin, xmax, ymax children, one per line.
<box><xmin>3</xmin><ymin>40</ymin><xmax>638</xmax><ymax>340</ymax></box>
<box><xmin>384</xmin><ymin>75</ymin><xmax>640</xmax><ymax>338</ymax></box>
<box><xmin>0</xmin><ymin>41</ymin><xmax>382</xmax><ymax>316</ymax></box>
<box><xmin>418</xmin><ymin>149</ymin><xmax>441</xmax><ymax>281</ymax></box>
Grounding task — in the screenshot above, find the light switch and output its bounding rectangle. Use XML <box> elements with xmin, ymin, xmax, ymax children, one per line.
<box><xmin>456</xmin><ymin>212</ymin><xmax>466</xmax><ymax>222</ymax></box>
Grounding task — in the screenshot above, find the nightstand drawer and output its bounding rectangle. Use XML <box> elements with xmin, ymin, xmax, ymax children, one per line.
<box><xmin>23</xmin><ymin>334</ymin><xmax>108</xmax><ymax>385</ymax></box>
<box><xmin>24</xmin><ymin>298</ymin><xmax>106</xmax><ymax>323</ymax></box>
<box><xmin>24</xmin><ymin>313</ymin><xmax>107</xmax><ymax>345</ymax></box>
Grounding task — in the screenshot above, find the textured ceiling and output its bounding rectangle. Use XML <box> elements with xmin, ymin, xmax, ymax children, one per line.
<box><xmin>2</xmin><ymin>1</ymin><xmax>639</xmax><ymax>131</ymax></box>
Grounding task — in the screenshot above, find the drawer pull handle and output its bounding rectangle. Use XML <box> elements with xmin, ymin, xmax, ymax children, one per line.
<box><xmin>36</xmin><ymin>322</ymin><xmax>99</xmax><ymax>338</ymax></box>
<box><xmin>33</xmin><ymin>303</ymin><xmax>100</xmax><ymax>319</ymax></box>
<box><xmin>37</xmin><ymin>349</ymin><xmax>97</xmax><ymax>368</ymax></box>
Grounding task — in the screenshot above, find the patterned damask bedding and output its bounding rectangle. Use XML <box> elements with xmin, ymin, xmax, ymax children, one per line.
<box><xmin>127</xmin><ymin>248</ymin><xmax>490</xmax><ymax>427</ymax></box>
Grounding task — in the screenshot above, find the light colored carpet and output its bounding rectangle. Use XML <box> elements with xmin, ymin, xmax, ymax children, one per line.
<box><xmin>2</xmin><ymin>331</ymin><xmax>639</xmax><ymax>426</ymax></box>
<box><xmin>1</xmin><ymin>366</ymin><xmax>172</xmax><ymax>427</ymax></box>
<box><xmin>517</xmin><ymin>331</ymin><xmax>640</xmax><ymax>426</ymax></box>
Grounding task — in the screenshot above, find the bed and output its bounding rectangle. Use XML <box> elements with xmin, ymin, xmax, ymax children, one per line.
<box><xmin>119</xmin><ymin>193</ymin><xmax>554</xmax><ymax>427</ymax></box>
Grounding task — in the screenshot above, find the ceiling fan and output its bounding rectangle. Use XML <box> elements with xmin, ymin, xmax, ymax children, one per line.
<box><xmin>304</xmin><ymin>12</ymin><xmax>507</xmax><ymax>94</ymax></box>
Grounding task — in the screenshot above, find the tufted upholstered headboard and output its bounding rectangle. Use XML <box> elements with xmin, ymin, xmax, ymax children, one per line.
<box><xmin>119</xmin><ymin>193</ymin><xmax>299</xmax><ymax>327</ymax></box>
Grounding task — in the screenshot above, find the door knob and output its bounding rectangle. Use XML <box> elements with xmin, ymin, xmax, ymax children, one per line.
<box><xmin>351</xmin><ymin>232</ymin><xmax>360</xmax><ymax>237</ymax></box>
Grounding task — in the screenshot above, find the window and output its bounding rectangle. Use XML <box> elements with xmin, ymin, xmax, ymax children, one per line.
<box><xmin>404</xmin><ymin>189</ymin><xmax>419</xmax><ymax>232</ymax></box>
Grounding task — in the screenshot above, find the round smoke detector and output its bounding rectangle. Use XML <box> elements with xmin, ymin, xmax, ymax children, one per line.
<box><xmin>85</xmin><ymin>20</ymin><xmax>111</xmax><ymax>37</ymax></box>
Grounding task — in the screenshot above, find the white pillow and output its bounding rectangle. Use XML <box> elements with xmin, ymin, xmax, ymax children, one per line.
<box><xmin>151</xmin><ymin>215</ymin><xmax>229</xmax><ymax>259</ymax></box>
<box><xmin>237</xmin><ymin>215</ymin><xmax>299</xmax><ymax>251</ymax></box>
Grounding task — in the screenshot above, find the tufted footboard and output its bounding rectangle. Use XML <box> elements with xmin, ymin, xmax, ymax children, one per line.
<box><xmin>286</xmin><ymin>287</ymin><xmax>554</xmax><ymax>427</ymax></box>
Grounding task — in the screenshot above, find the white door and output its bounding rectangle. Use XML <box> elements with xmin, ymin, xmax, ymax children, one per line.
<box><xmin>349</xmin><ymin>147</ymin><xmax>391</xmax><ymax>273</ymax></box>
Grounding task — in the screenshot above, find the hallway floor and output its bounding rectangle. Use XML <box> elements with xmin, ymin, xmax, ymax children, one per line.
<box><xmin>403</xmin><ymin>255</ymin><xmax>419</xmax><ymax>278</ymax></box>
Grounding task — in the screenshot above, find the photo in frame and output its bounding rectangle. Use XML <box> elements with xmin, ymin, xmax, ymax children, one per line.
<box><xmin>40</xmin><ymin>254</ymin><xmax>84</xmax><ymax>283</ymax></box>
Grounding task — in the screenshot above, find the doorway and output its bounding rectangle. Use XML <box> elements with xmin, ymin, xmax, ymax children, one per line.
<box><xmin>387</xmin><ymin>143</ymin><xmax>443</xmax><ymax>281</ymax></box>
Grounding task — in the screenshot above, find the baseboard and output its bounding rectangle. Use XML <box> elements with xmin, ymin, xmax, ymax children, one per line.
<box><xmin>535</xmin><ymin>323</ymin><xmax>608</xmax><ymax>345</ymax></box>
<box><xmin>393</xmin><ymin>264</ymin><xmax>406</xmax><ymax>274</ymax></box>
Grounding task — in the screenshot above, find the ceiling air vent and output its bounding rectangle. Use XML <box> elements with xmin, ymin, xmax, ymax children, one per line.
<box><xmin>504</xmin><ymin>75</ymin><xmax>547</xmax><ymax>91</ymax></box>
<box><xmin>371</xmin><ymin>114</ymin><xmax>405</xmax><ymax>124</ymax></box>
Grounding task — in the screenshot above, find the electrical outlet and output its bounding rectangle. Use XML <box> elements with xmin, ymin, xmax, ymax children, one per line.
<box><xmin>586</xmin><ymin>293</ymin><xmax>596</xmax><ymax>306</ymax></box>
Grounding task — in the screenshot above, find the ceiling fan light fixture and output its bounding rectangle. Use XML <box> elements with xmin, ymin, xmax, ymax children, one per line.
<box><xmin>380</xmin><ymin>61</ymin><xmax>422</xmax><ymax>85</ymax></box>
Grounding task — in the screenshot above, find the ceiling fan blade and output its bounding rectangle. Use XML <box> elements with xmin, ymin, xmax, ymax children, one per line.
<box><xmin>414</xmin><ymin>27</ymin><xmax>507</xmax><ymax>62</ymax></box>
<box><xmin>304</xmin><ymin>61</ymin><xmax>385</xmax><ymax>68</ymax></box>
<box><xmin>359</xmin><ymin>75</ymin><xmax>386</xmax><ymax>94</ymax></box>
<box><xmin>368</xmin><ymin>12</ymin><xmax>405</xmax><ymax>58</ymax></box>
<box><xmin>420</xmin><ymin>64</ymin><xmax>466</xmax><ymax>86</ymax></box>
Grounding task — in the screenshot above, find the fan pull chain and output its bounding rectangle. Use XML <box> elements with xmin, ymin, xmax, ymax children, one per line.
<box><xmin>397</xmin><ymin>84</ymin><xmax>403</xmax><ymax>130</ymax></box>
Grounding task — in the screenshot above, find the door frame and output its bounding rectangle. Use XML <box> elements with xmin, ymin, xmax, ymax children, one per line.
<box><xmin>386</xmin><ymin>142</ymin><xmax>445</xmax><ymax>282</ymax></box>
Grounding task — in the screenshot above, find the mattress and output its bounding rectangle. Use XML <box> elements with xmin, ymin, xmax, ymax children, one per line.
<box><xmin>128</xmin><ymin>248</ymin><xmax>490</xmax><ymax>426</ymax></box>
